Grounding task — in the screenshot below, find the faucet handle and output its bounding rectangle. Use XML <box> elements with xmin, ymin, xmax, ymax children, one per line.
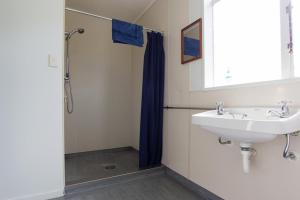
<box><xmin>216</xmin><ymin>101</ymin><xmax>224</xmax><ymax>106</ymax></box>
<box><xmin>278</xmin><ymin>100</ymin><xmax>292</xmax><ymax>106</ymax></box>
<box><xmin>216</xmin><ymin>101</ymin><xmax>224</xmax><ymax>115</ymax></box>
<box><xmin>279</xmin><ymin>100</ymin><xmax>292</xmax><ymax>117</ymax></box>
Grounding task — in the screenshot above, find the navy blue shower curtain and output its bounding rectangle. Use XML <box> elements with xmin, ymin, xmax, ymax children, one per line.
<box><xmin>139</xmin><ymin>32</ymin><xmax>165</xmax><ymax>169</ymax></box>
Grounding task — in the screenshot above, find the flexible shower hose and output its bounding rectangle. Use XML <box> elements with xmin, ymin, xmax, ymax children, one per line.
<box><xmin>64</xmin><ymin>79</ymin><xmax>74</xmax><ymax>114</ymax></box>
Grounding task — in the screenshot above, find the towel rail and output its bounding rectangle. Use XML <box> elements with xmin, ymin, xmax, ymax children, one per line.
<box><xmin>163</xmin><ymin>106</ymin><xmax>213</xmax><ymax>111</ymax></box>
<box><xmin>65</xmin><ymin>8</ymin><xmax>164</xmax><ymax>34</ymax></box>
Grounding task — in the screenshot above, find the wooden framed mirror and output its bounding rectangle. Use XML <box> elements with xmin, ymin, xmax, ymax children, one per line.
<box><xmin>181</xmin><ymin>18</ymin><xmax>202</xmax><ymax>64</ymax></box>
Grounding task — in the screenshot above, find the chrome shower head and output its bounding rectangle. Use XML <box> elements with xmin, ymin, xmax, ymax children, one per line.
<box><xmin>65</xmin><ymin>28</ymin><xmax>85</xmax><ymax>40</ymax></box>
<box><xmin>77</xmin><ymin>28</ymin><xmax>85</xmax><ymax>34</ymax></box>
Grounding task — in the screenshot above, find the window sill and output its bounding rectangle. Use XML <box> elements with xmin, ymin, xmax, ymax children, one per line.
<box><xmin>198</xmin><ymin>78</ymin><xmax>300</xmax><ymax>92</ymax></box>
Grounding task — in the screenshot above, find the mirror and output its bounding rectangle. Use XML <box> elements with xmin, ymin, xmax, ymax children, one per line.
<box><xmin>181</xmin><ymin>18</ymin><xmax>202</xmax><ymax>64</ymax></box>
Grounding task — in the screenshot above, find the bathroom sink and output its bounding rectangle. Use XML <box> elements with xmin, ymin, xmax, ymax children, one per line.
<box><xmin>193</xmin><ymin>106</ymin><xmax>300</xmax><ymax>173</ymax></box>
<box><xmin>192</xmin><ymin>107</ymin><xmax>300</xmax><ymax>143</ymax></box>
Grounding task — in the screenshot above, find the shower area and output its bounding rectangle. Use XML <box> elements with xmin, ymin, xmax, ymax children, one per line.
<box><xmin>64</xmin><ymin>0</ymin><xmax>164</xmax><ymax>186</ymax></box>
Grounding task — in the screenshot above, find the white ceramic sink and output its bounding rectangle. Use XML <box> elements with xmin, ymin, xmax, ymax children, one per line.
<box><xmin>192</xmin><ymin>107</ymin><xmax>300</xmax><ymax>143</ymax></box>
<box><xmin>193</xmin><ymin>106</ymin><xmax>300</xmax><ymax>173</ymax></box>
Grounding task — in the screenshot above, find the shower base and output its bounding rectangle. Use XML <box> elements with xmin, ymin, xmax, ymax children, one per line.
<box><xmin>65</xmin><ymin>147</ymin><xmax>139</xmax><ymax>185</ymax></box>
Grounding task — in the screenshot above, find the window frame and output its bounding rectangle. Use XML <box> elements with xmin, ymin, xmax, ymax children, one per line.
<box><xmin>202</xmin><ymin>0</ymin><xmax>298</xmax><ymax>90</ymax></box>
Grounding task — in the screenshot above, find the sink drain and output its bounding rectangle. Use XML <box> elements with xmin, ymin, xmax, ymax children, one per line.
<box><xmin>103</xmin><ymin>164</ymin><xmax>116</xmax><ymax>170</ymax></box>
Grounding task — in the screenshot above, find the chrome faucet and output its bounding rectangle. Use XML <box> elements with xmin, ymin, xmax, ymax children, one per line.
<box><xmin>268</xmin><ymin>101</ymin><xmax>291</xmax><ymax>118</ymax></box>
<box><xmin>280</xmin><ymin>101</ymin><xmax>290</xmax><ymax>117</ymax></box>
<box><xmin>216</xmin><ymin>102</ymin><xmax>225</xmax><ymax>115</ymax></box>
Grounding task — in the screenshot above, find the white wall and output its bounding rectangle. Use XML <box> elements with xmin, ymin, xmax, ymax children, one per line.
<box><xmin>65</xmin><ymin>11</ymin><xmax>133</xmax><ymax>154</ymax></box>
<box><xmin>136</xmin><ymin>0</ymin><xmax>300</xmax><ymax>199</ymax></box>
<box><xmin>0</xmin><ymin>0</ymin><xmax>65</xmax><ymax>200</ymax></box>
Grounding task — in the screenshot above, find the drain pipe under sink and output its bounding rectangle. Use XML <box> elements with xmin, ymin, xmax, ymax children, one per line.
<box><xmin>240</xmin><ymin>143</ymin><xmax>256</xmax><ymax>174</ymax></box>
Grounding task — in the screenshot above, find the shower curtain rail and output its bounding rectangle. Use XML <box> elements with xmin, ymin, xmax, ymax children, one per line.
<box><xmin>65</xmin><ymin>7</ymin><xmax>164</xmax><ymax>34</ymax></box>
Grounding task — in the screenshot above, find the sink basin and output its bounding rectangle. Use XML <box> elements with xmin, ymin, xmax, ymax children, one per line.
<box><xmin>192</xmin><ymin>107</ymin><xmax>300</xmax><ymax>143</ymax></box>
<box><xmin>192</xmin><ymin>107</ymin><xmax>300</xmax><ymax>173</ymax></box>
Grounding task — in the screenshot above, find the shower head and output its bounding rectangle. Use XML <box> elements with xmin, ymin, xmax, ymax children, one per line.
<box><xmin>65</xmin><ymin>28</ymin><xmax>85</xmax><ymax>40</ymax></box>
<box><xmin>77</xmin><ymin>28</ymin><xmax>85</xmax><ymax>34</ymax></box>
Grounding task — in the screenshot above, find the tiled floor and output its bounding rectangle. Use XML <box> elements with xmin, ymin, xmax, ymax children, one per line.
<box><xmin>65</xmin><ymin>147</ymin><xmax>139</xmax><ymax>185</ymax></box>
<box><xmin>55</xmin><ymin>174</ymin><xmax>203</xmax><ymax>200</ymax></box>
<box><xmin>63</xmin><ymin>148</ymin><xmax>206</xmax><ymax>200</ymax></box>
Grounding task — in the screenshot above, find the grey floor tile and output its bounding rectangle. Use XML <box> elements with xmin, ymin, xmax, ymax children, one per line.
<box><xmin>54</xmin><ymin>174</ymin><xmax>203</xmax><ymax>200</ymax></box>
<box><xmin>65</xmin><ymin>147</ymin><xmax>139</xmax><ymax>185</ymax></box>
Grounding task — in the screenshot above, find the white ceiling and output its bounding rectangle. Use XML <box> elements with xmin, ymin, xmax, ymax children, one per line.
<box><xmin>66</xmin><ymin>0</ymin><xmax>156</xmax><ymax>22</ymax></box>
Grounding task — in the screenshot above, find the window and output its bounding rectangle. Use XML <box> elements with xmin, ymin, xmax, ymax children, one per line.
<box><xmin>205</xmin><ymin>0</ymin><xmax>299</xmax><ymax>88</ymax></box>
<box><xmin>293</xmin><ymin>0</ymin><xmax>300</xmax><ymax>77</ymax></box>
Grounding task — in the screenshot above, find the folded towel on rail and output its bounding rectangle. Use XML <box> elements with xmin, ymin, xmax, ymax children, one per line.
<box><xmin>112</xmin><ymin>19</ymin><xmax>144</xmax><ymax>47</ymax></box>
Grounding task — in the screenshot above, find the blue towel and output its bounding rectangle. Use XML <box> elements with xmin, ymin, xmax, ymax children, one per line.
<box><xmin>184</xmin><ymin>37</ymin><xmax>200</xmax><ymax>57</ymax></box>
<box><xmin>112</xmin><ymin>19</ymin><xmax>144</xmax><ymax>47</ymax></box>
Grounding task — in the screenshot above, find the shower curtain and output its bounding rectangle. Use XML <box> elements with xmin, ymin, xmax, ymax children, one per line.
<box><xmin>139</xmin><ymin>32</ymin><xmax>165</xmax><ymax>169</ymax></box>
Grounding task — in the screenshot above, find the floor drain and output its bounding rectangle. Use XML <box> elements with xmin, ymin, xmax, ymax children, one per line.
<box><xmin>103</xmin><ymin>164</ymin><xmax>116</xmax><ymax>170</ymax></box>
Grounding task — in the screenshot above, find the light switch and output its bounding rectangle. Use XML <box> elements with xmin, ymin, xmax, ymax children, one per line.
<box><xmin>48</xmin><ymin>54</ymin><xmax>58</xmax><ymax>68</ymax></box>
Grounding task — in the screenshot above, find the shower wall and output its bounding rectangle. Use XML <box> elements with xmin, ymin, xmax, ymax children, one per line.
<box><xmin>65</xmin><ymin>11</ymin><xmax>133</xmax><ymax>154</ymax></box>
